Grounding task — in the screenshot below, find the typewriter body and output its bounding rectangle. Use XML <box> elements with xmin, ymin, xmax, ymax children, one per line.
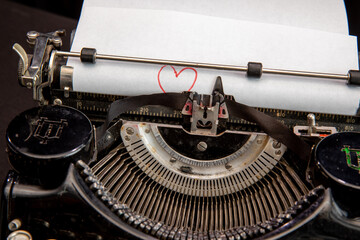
<box><xmin>2</xmin><ymin>30</ymin><xmax>360</xmax><ymax>240</ymax></box>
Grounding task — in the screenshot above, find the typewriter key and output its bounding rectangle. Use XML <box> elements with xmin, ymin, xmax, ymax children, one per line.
<box><xmin>6</xmin><ymin>105</ymin><xmax>93</xmax><ymax>185</ymax></box>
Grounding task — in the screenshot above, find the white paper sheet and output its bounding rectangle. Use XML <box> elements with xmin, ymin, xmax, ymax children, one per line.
<box><xmin>84</xmin><ymin>0</ymin><xmax>349</xmax><ymax>34</ymax></box>
<box><xmin>67</xmin><ymin>1</ymin><xmax>360</xmax><ymax>115</ymax></box>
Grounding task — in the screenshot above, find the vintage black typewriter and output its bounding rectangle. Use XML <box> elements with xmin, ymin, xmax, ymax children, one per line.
<box><xmin>2</xmin><ymin>28</ymin><xmax>360</xmax><ymax>240</ymax></box>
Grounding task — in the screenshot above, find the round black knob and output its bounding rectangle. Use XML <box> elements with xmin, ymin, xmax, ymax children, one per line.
<box><xmin>6</xmin><ymin>105</ymin><xmax>93</xmax><ymax>185</ymax></box>
<box><xmin>316</xmin><ymin>132</ymin><xmax>360</xmax><ymax>189</ymax></box>
<box><xmin>315</xmin><ymin>132</ymin><xmax>360</xmax><ymax>216</ymax></box>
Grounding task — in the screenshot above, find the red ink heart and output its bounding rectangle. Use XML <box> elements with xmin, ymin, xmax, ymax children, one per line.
<box><xmin>158</xmin><ymin>65</ymin><xmax>198</xmax><ymax>93</ymax></box>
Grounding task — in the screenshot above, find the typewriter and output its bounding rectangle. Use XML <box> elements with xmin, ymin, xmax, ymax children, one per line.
<box><xmin>2</xmin><ymin>29</ymin><xmax>360</xmax><ymax>240</ymax></box>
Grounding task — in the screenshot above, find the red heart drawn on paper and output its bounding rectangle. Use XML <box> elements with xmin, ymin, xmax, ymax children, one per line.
<box><xmin>158</xmin><ymin>65</ymin><xmax>198</xmax><ymax>93</ymax></box>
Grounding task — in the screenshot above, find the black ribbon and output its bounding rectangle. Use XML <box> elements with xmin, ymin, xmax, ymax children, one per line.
<box><xmin>96</xmin><ymin>93</ymin><xmax>189</xmax><ymax>138</ymax></box>
<box><xmin>225</xmin><ymin>99</ymin><xmax>311</xmax><ymax>162</ymax></box>
<box><xmin>97</xmin><ymin>92</ymin><xmax>311</xmax><ymax>163</ymax></box>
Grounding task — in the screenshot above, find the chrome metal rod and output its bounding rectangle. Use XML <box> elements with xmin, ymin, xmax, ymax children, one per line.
<box><xmin>56</xmin><ymin>50</ymin><xmax>350</xmax><ymax>81</ymax></box>
<box><xmin>263</xmin><ymin>68</ymin><xmax>349</xmax><ymax>80</ymax></box>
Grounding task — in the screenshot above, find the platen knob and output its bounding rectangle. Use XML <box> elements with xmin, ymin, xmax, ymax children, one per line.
<box><xmin>6</xmin><ymin>105</ymin><xmax>93</xmax><ymax>186</ymax></box>
<box><xmin>315</xmin><ymin>132</ymin><xmax>360</xmax><ymax>216</ymax></box>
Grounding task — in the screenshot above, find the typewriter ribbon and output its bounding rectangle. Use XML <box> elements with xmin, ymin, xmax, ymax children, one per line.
<box><xmin>97</xmin><ymin>91</ymin><xmax>311</xmax><ymax>164</ymax></box>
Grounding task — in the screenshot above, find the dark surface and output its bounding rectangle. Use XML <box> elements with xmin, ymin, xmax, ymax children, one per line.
<box><xmin>0</xmin><ymin>0</ymin><xmax>77</xmax><ymax>204</ymax></box>
<box><xmin>10</xmin><ymin>0</ymin><xmax>83</xmax><ymax>19</ymax></box>
<box><xmin>345</xmin><ymin>0</ymin><xmax>360</xmax><ymax>48</ymax></box>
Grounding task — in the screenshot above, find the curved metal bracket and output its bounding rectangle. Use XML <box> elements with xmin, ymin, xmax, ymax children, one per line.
<box><xmin>12</xmin><ymin>43</ymin><xmax>28</xmax><ymax>76</ymax></box>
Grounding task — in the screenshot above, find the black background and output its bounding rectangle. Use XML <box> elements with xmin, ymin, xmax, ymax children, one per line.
<box><xmin>0</xmin><ymin>0</ymin><xmax>360</xmax><ymax>204</ymax></box>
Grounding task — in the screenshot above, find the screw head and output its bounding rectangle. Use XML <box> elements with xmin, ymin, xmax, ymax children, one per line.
<box><xmin>170</xmin><ymin>157</ymin><xmax>176</xmax><ymax>163</ymax></box>
<box><xmin>53</xmin><ymin>98</ymin><xmax>62</xmax><ymax>105</ymax></box>
<box><xmin>272</xmin><ymin>140</ymin><xmax>281</xmax><ymax>149</ymax></box>
<box><xmin>197</xmin><ymin>141</ymin><xmax>207</xmax><ymax>152</ymax></box>
<box><xmin>126</xmin><ymin>127</ymin><xmax>134</xmax><ymax>135</ymax></box>
<box><xmin>27</xmin><ymin>31</ymin><xmax>39</xmax><ymax>40</ymax></box>
<box><xmin>124</xmin><ymin>135</ymin><xmax>131</xmax><ymax>141</ymax></box>
<box><xmin>52</xmin><ymin>36</ymin><xmax>63</xmax><ymax>48</ymax></box>
<box><xmin>225</xmin><ymin>163</ymin><xmax>232</xmax><ymax>170</ymax></box>
<box><xmin>26</xmin><ymin>31</ymin><xmax>39</xmax><ymax>45</ymax></box>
